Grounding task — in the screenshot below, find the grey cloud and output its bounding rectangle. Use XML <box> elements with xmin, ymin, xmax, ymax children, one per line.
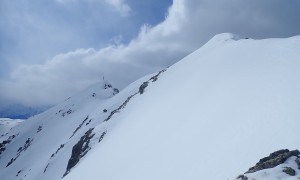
<box><xmin>1</xmin><ymin>0</ymin><xmax>300</xmax><ymax>107</ymax></box>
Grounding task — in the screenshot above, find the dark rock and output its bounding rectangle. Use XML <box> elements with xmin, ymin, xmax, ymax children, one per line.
<box><xmin>246</xmin><ymin>149</ymin><xmax>300</xmax><ymax>173</ymax></box>
<box><xmin>62</xmin><ymin>109</ymin><xmax>73</xmax><ymax>117</ymax></box>
<box><xmin>3</xmin><ymin>140</ymin><xmax>11</xmax><ymax>144</ymax></box>
<box><xmin>0</xmin><ymin>134</ymin><xmax>18</xmax><ymax>155</ymax></box>
<box><xmin>17</xmin><ymin>147</ymin><xmax>22</xmax><ymax>152</ymax></box>
<box><xmin>49</xmin><ymin>143</ymin><xmax>65</xmax><ymax>160</ymax></box>
<box><xmin>103</xmin><ymin>109</ymin><xmax>107</xmax><ymax>113</ymax></box>
<box><xmin>63</xmin><ymin>128</ymin><xmax>95</xmax><ymax>177</ymax></box>
<box><xmin>139</xmin><ymin>82</ymin><xmax>149</xmax><ymax>94</ymax></box>
<box><xmin>113</xmin><ymin>88</ymin><xmax>119</xmax><ymax>95</ymax></box>
<box><xmin>70</xmin><ymin>116</ymin><xmax>89</xmax><ymax>138</ymax></box>
<box><xmin>236</xmin><ymin>174</ymin><xmax>248</xmax><ymax>180</ymax></box>
<box><xmin>103</xmin><ymin>69</ymin><xmax>167</xmax><ymax>123</ymax></box>
<box><xmin>296</xmin><ymin>157</ymin><xmax>300</xmax><ymax>169</ymax></box>
<box><xmin>149</xmin><ymin>69</ymin><xmax>166</xmax><ymax>82</ymax></box>
<box><xmin>37</xmin><ymin>125</ymin><xmax>42</xmax><ymax>133</ymax></box>
<box><xmin>86</xmin><ymin>119</ymin><xmax>92</xmax><ymax>126</ymax></box>
<box><xmin>16</xmin><ymin>170</ymin><xmax>22</xmax><ymax>176</ymax></box>
<box><xmin>282</xmin><ymin>167</ymin><xmax>296</xmax><ymax>176</ymax></box>
<box><xmin>104</xmin><ymin>83</ymin><xmax>112</xmax><ymax>89</ymax></box>
<box><xmin>44</xmin><ymin>163</ymin><xmax>49</xmax><ymax>173</ymax></box>
<box><xmin>104</xmin><ymin>93</ymin><xmax>137</xmax><ymax>122</ymax></box>
<box><xmin>6</xmin><ymin>137</ymin><xmax>33</xmax><ymax>167</ymax></box>
<box><xmin>98</xmin><ymin>131</ymin><xmax>107</xmax><ymax>143</ymax></box>
<box><xmin>6</xmin><ymin>158</ymin><xmax>14</xmax><ymax>167</ymax></box>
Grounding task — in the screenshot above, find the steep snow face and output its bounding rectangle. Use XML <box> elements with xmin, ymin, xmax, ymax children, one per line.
<box><xmin>64</xmin><ymin>33</ymin><xmax>300</xmax><ymax>180</ymax></box>
<box><xmin>0</xmin><ymin>118</ymin><xmax>23</xmax><ymax>135</ymax></box>
<box><xmin>1</xmin><ymin>33</ymin><xmax>300</xmax><ymax>180</ymax></box>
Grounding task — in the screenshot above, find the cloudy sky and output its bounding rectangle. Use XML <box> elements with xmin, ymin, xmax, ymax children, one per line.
<box><xmin>1</xmin><ymin>0</ymin><xmax>300</xmax><ymax>107</ymax></box>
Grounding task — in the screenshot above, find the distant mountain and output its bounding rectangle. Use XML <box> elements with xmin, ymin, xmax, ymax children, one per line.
<box><xmin>0</xmin><ymin>33</ymin><xmax>299</xmax><ymax>180</ymax></box>
<box><xmin>0</xmin><ymin>104</ymin><xmax>51</xmax><ymax>119</ymax></box>
<box><xmin>0</xmin><ymin>118</ymin><xmax>23</xmax><ymax>135</ymax></box>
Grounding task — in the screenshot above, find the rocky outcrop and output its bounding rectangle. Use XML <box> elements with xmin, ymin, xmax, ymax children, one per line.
<box><xmin>246</xmin><ymin>149</ymin><xmax>300</xmax><ymax>173</ymax></box>
<box><xmin>236</xmin><ymin>174</ymin><xmax>248</xmax><ymax>180</ymax></box>
<box><xmin>236</xmin><ymin>149</ymin><xmax>300</xmax><ymax>180</ymax></box>
<box><xmin>63</xmin><ymin>128</ymin><xmax>95</xmax><ymax>177</ymax></box>
<box><xmin>6</xmin><ymin>137</ymin><xmax>33</xmax><ymax>167</ymax></box>
<box><xmin>296</xmin><ymin>157</ymin><xmax>300</xmax><ymax>169</ymax></box>
<box><xmin>139</xmin><ymin>82</ymin><xmax>149</xmax><ymax>94</ymax></box>
<box><xmin>0</xmin><ymin>134</ymin><xmax>17</xmax><ymax>156</ymax></box>
<box><xmin>98</xmin><ymin>131</ymin><xmax>107</xmax><ymax>143</ymax></box>
<box><xmin>70</xmin><ymin>116</ymin><xmax>90</xmax><ymax>138</ymax></box>
<box><xmin>282</xmin><ymin>166</ymin><xmax>296</xmax><ymax>176</ymax></box>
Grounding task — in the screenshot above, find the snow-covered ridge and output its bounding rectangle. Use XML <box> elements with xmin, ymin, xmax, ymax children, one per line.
<box><xmin>1</xmin><ymin>33</ymin><xmax>300</xmax><ymax>180</ymax></box>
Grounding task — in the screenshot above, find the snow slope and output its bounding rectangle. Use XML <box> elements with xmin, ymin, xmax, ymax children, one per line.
<box><xmin>1</xmin><ymin>33</ymin><xmax>300</xmax><ymax>180</ymax></box>
<box><xmin>0</xmin><ymin>80</ymin><xmax>121</xmax><ymax>180</ymax></box>
<box><xmin>65</xmin><ymin>33</ymin><xmax>300</xmax><ymax>180</ymax></box>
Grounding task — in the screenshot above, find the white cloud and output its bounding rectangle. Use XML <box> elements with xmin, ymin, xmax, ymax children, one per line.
<box><xmin>1</xmin><ymin>0</ymin><xmax>300</xmax><ymax>106</ymax></box>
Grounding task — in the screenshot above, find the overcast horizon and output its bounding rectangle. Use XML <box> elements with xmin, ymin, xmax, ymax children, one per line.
<box><xmin>1</xmin><ymin>0</ymin><xmax>300</xmax><ymax>108</ymax></box>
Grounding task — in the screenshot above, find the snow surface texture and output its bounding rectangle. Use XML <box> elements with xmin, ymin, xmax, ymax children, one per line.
<box><xmin>1</xmin><ymin>33</ymin><xmax>300</xmax><ymax>180</ymax></box>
